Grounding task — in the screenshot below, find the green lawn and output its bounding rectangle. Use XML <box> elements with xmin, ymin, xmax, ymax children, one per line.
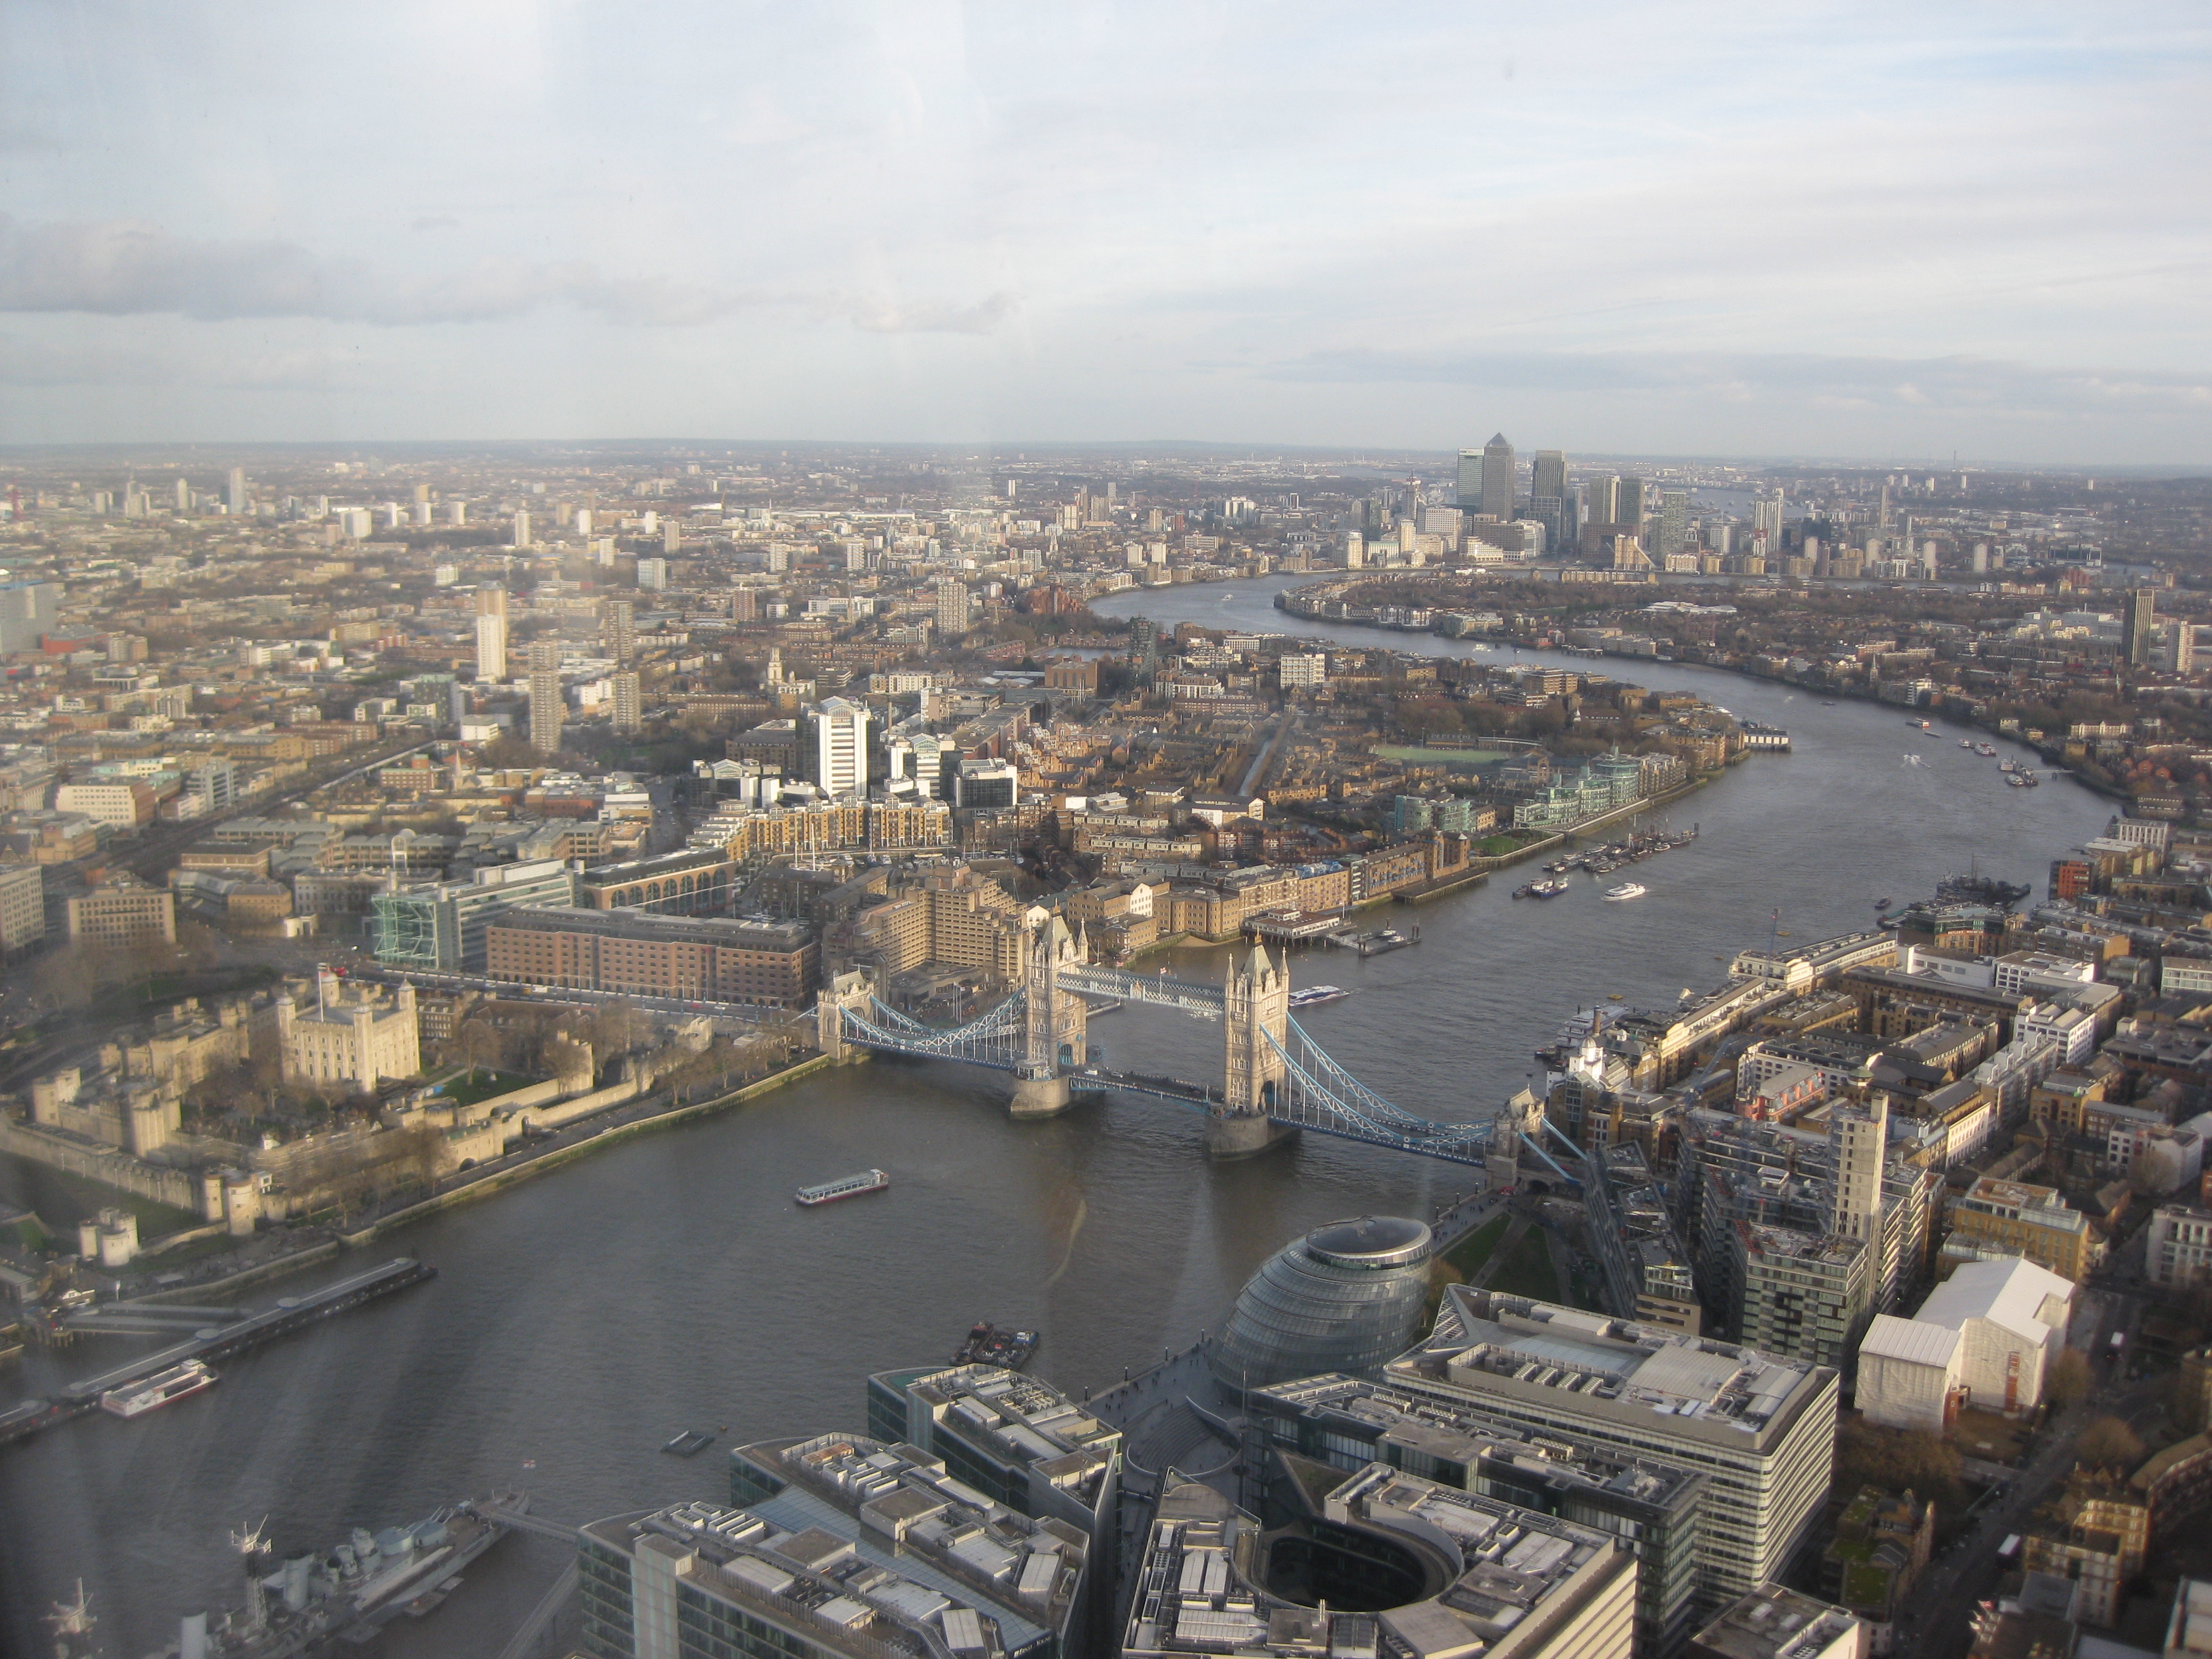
<box><xmin>1443</xmin><ymin>1213</ymin><xmax>1510</xmax><ymax>1279</ymax></box>
<box><xmin>1372</xmin><ymin>745</ymin><xmax>1514</xmax><ymax>769</ymax></box>
<box><xmin>0</xmin><ymin>1164</ymin><xmax>200</xmax><ymax>1239</ymax></box>
<box><xmin>431</xmin><ymin>1069</ymin><xmax>537</xmax><ymax>1109</ymax></box>
<box><xmin>1487</xmin><ymin>1228</ymin><xmax>1562</xmax><ymax>1302</ymax></box>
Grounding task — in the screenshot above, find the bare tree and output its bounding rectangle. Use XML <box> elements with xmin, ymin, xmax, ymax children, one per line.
<box><xmin>2076</xmin><ymin>1416</ymin><xmax>2145</xmax><ymax>1469</ymax></box>
<box><xmin>2047</xmin><ymin>1348</ymin><xmax>2094</xmax><ymax>1408</ymax></box>
<box><xmin>450</xmin><ymin>1019</ymin><xmax>503</xmax><ymax>1083</ymax></box>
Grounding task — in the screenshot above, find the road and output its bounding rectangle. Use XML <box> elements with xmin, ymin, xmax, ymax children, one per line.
<box><xmin>1235</xmin><ymin>710</ymin><xmax>1297</xmax><ymax>799</ymax></box>
<box><xmin>1899</xmin><ymin>1282</ymin><xmax>2160</xmax><ymax>1657</ymax></box>
<box><xmin>109</xmin><ymin>732</ymin><xmax>439</xmax><ymax>883</ymax></box>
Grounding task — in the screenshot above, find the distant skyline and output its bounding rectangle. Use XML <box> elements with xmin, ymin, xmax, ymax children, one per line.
<box><xmin>2</xmin><ymin>2</ymin><xmax>2209</xmax><ymax>463</ymax></box>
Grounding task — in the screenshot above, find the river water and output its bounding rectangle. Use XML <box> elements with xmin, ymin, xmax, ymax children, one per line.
<box><xmin>0</xmin><ymin>574</ymin><xmax>2113</xmax><ymax>1657</ymax></box>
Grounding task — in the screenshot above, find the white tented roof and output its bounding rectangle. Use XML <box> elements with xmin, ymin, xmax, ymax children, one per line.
<box><xmin>1859</xmin><ymin>1313</ymin><xmax>1962</xmax><ymax>1370</ymax></box>
<box><xmin>1915</xmin><ymin>1255</ymin><xmax>2076</xmax><ymax>1345</ymax></box>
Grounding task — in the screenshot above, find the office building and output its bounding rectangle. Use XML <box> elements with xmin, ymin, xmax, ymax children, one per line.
<box><xmin>582</xmin><ymin>1455</ymin><xmax>1088</xmax><ymax>1659</ymax></box>
<box><xmin>2148</xmin><ymin>1204</ymin><xmax>2212</xmax><ymax>1288</ymax></box>
<box><xmin>1122</xmin><ymin>1466</ymin><xmax>1637</xmax><ymax>1659</ymax></box>
<box><xmin>226</xmin><ymin>466</ymin><xmax>246</xmax><ymax>515</ymax></box>
<box><xmin>935</xmin><ymin>580</ymin><xmax>973</xmax><ymax>637</ymax></box>
<box><xmin>475</xmin><ymin>586</ymin><xmax>509</xmax><ymax>682</ymax></box>
<box><xmin>53</xmin><ymin>780</ymin><xmax>156</xmax><ymax>830</ymax></box>
<box><xmin>1586</xmin><ymin>475</ymin><xmax>1618</xmax><ymax>531</ymax></box>
<box><xmin>65</xmin><ymin>877</ymin><xmax>176</xmax><ymax>948</ymax></box>
<box><xmin>1530</xmin><ymin>449</ymin><xmax>1570</xmax><ymax>547</ymax></box>
<box><xmin>2123</xmin><ymin>586</ymin><xmax>2159</xmax><ymax>669</ymax></box>
<box><xmin>1532</xmin><ymin>449</ymin><xmax>1568</xmax><ymax>508</ymax></box>
<box><xmin>1386</xmin><ymin>1287</ymin><xmax>1839</xmax><ymax>1608</ymax></box>
<box><xmin>1248</xmin><ymin>1373</ymin><xmax>1706</xmax><ymax>1658</ymax></box>
<box><xmin>1732</xmin><ymin>1227</ymin><xmax>1872</xmax><ymax>1371</ymax></box>
<box><xmin>1212</xmin><ymin>1216</ymin><xmax>1435</xmax><ymax>1393</ymax></box>
<box><xmin>0</xmin><ymin>862</ymin><xmax>44</xmax><ymax>951</ymax></box>
<box><xmin>611</xmin><ymin>670</ymin><xmax>642</xmax><ymax>734</ymax></box>
<box><xmin>1857</xmin><ymin>1256</ymin><xmax>2075</xmax><ymax>1431</ymax></box>
<box><xmin>637</xmin><ymin>557</ymin><xmax>668</xmax><ymax>590</ymax></box>
<box><xmin>511</xmin><ymin>509</ymin><xmax>531</xmax><ymax>549</ymax></box>
<box><xmin>1660</xmin><ymin>491</ymin><xmax>1690</xmax><ymax>558</ymax></box>
<box><xmin>275</xmin><ymin>980</ymin><xmax>420</xmax><ymax>1092</ymax></box>
<box><xmin>528</xmin><ymin>640</ymin><xmax>565</xmax><ymax>754</ymax></box>
<box><xmin>1681</xmin><ymin>1108</ymin><xmax>1939</xmax><ymax>1344</ymax></box>
<box><xmin>1455</xmin><ymin>450</ymin><xmax>1484</xmax><ymax>511</ymax></box>
<box><xmin>576</xmin><ymin>846</ymin><xmax>744</xmax><ymax>915</ymax></box>
<box><xmin>486</xmin><ymin>907</ymin><xmax>818</xmax><ymax>1007</ymax></box>
<box><xmin>954</xmin><ymin>759</ymin><xmax>1018</xmax><ymax>810</ymax></box>
<box><xmin>0</xmin><ymin>580</ymin><xmax>62</xmax><ymax>655</ymax></box>
<box><xmin>1945</xmin><ymin>1178</ymin><xmax>2095</xmax><ymax>1281</ymax></box>
<box><xmin>1480</xmin><ymin>433</ymin><xmax>1517</xmax><ymax>520</ymax></box>
<box><xmin>866</xmin><ymin>1364</ymin><xmax>1121</xmax><ymax>1550</ymax></box>
<box><xmin>1617</xmin><ymin>477</ymin><xmax>1646</xmax><ymax>526</ymax></box>
<box><xmin>1686</xmin><ymin>1584</ymin><xmax>1865</xmax><ymax>1659</ymax></box>
<box><xmin>369</xmin><ymin>858</ymin><xmax>577</xmax><ymax>971</ymax></box>
<box><xmin>810</xmin><ymin>698</ymin><xmax>870</xmax><ymax>799</ymax></box>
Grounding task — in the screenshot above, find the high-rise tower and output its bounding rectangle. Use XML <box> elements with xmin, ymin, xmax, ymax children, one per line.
<box><xmin>2126</xmin><ymin>588</ymin><xmax>2159</xmax><ymax>669</ymax></box>
<box><xmin>527</xmin><ymin>640</ymin><xmax>563</xmax><ymax>755</ymax></box>
<box><xmin>600</xmin><ymin>598</ymin><xmax>635</xmax><ymax>666</ymax></box>
<box><xmin>809</xmin><ymin>697</ymin><xmax>870</xmax><ymax>799</ymax></box>
<box><xmin>1480</xmin><ymin>434</ymin><xmax>1515</xmax><ymax>521</ymax></box>
<box><xmin>1828</xmin><ymin>1096</ymin><xmax>1887</xmax><ymax>1245</ymax></box>
<box><xmin>1531</xmin><ymin>449</ymin><xmax>1567</xmax><ymax>503</ymax></box>
<box><xmin>474</xmin><ymin>587</ymin><xmax>509</xmax><ymax>682</ymax></box>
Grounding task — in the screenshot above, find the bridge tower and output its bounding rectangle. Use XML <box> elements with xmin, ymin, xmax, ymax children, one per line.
<box><xmin>813</xmin><ymin>969</ymin><xmax>875</xmax><ymax>1061</ymax></box>
<box><xmin>1010</xmin><ymin>911</ymin><xmax>1089</xmax><ymax>1118</ymax></box>
<box><xmin>1212</xmin><ymin>944</ymin><xmax>1298</xmax><ymax>1157</ymax></box>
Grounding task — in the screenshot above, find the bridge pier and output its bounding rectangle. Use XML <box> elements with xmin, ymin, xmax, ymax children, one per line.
<box><xmin>1009</xmin><ymin>1074</ymin><xmax>1074</xmax><ymax>1118</ymax></box>
<box><xmin>1206</xmin><ymin>1114</ymin><xmax>1298</xmax><ymax>1159</ymax></box>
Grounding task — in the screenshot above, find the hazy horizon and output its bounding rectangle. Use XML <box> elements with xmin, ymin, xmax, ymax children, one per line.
<box><xmin>4</xmin><ymin>2</ymin><xmax>2209</xmax><ymax>463</ymax></box>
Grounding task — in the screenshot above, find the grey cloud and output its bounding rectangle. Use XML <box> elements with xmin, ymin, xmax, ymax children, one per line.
<box><xmin>411</xmin><ymin>214</ymin><xmax>460</xmax><ymax>231</ymax></box>
<box><xmin>1270</xmin><ymin>347</ymin><xmax>2212</xmax><ymax>415</ymax></box>
<box><xmin>848</xmin><ymin>291</ymin><xmax>1016</xmax><ymax>335</ymax></box>
<box><xmin>0</xmin><ymin>215</ymin><xmax>1014</xmax><ymax>336</ymax></box>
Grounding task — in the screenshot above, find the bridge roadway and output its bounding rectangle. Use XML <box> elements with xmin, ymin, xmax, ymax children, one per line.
<box><xmin>1059</xmin><ymin>963</ymin><xmax>1225</xmax><ymax>1014</ymax></box>
<box><xmin>836</xmin><ymin>945</ymin><xmax>1499</xmax><ymax>1167</ymax></box>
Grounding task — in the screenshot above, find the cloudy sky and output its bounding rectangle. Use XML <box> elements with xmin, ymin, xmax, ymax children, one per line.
<box><xmin>2</xmin><ymin>1</ymin><xmax>2208</xmax><ymax>461</ymax></box>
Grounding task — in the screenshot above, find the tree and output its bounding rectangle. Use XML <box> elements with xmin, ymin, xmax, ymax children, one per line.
<box><xmin>450</xmin><ymin>1019</ymin><xmax>503</xmax><ymax>1082</ymax></box>
<box><xmin>2047</xmin><ymin>1347</ymin><xmax>2094</xmax><ymax>1408</ymax></box>
<box><xmin>1836</xmin><ymin>1417</ymin><xmax>1963</xmax><ymax>1510</ymax></box>
<box><xmin>2076</xmin><ymin>1416</ymin><xmax>2145</xmax><ymax>1469</ymax></box>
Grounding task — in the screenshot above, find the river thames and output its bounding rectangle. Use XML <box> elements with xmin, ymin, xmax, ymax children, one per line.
<box><xmin>0</xmin><ymin>574</ymin><xmax>2115</xmax><ymax>1657</ymax></box>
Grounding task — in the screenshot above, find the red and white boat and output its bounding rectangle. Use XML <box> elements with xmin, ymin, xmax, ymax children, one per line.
<box><xmin>101</xmin><ymin>1359</ymin><xmax>216</xmax><ymax>1418</ymax></box>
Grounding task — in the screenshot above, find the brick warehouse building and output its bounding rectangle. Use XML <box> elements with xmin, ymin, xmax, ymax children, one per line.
<box><xmin>484</xmin><ymin>907</ymin><xmax>818</xmax><ymax>1007</ymax></box>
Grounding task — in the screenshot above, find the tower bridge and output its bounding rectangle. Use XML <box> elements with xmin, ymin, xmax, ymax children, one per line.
<box><xmin>814</xmin><ymin>913</ymin><xmax>1530</xmax><ymax>1169</ymax></box>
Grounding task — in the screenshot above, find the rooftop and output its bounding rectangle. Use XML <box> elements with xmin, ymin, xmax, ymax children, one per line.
<box><xmin>1689</xmin><ymin>1583</ymin><xmax>1864</xmax><ymax>1659</ymax></box>
<box><xmin>1121</xmin><ymin>1464</ymin><xmax>1633</xmax><ymax>1659</ymax></box>
<box><xmin>1248</xmin><ymin>1373</ymin><xmax>1705</xmax><ymax>1516</ymax></box>
<box><xmin>1391</xmin><ymin>1286</ymin><xmax>1833</xmax><ymax>1450</ymax></box>
<box><xmin>494</xmin><ymin>903</ymin><xmax>812</xmax><ymax>950</ymax></box>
